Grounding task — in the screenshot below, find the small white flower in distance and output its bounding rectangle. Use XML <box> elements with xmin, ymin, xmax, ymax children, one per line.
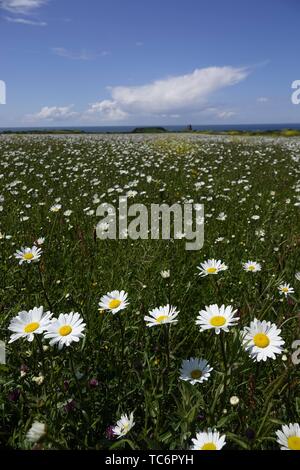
<box><xmin>230</xmin><ymin>396</ymin><xmax>239</xmax><ymax>406</ymax></box>
<box><xmin>144</xmin><ymin>304</ymin><xmax>179</xmax><ymax>327</ymax></box>
<box><xmin>197</xmin><ymin>259</ymin><xmax>228</xmax><ymax>277</ymax></box>
<box><xmin>243</xmin><ymin>261</ymin><xmax>262</xmax><ymax>272</ymax></box>
<box><xmin>278</xmin><ymin>283</ymin><xmax>294</xmax><ymax>297</ymax></box>
<box><xmin>14</xmin><ymin>246</ymin><xmax>42</xmax><ymax>265</ymax></box>
<box><xmin>160</xmin><ymin>270</ymin><xmax>170</xmax><ymax>279</ymax></box>
<box><xmin>112</xmin><ymin>412</ymin><xmax>135</xmax><ymax>439</ymax></box>
<box><xmin>50</xmin><ymin>204</ymin><xmax>62</xmax><ymax>212</ymax></box>
<box><xmin>26</xmin><ymin>421</ymin><xmax>46</xmax><ymax>443</ymax></box>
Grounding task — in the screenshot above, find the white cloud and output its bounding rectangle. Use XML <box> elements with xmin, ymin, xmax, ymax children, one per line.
<box><xmin>257</xmin><ymin>96</ymin><xmax>268</xmax><ymax>102</ymax></box>
<box><xmin>200</xmin><ymin>106</ymin><xmax>237</xmax><ymax>120</ymax></box>
<box><xmin>52</xmin><ymin>47</ymin><xmax>109</xmax><ymax>61</ymax></box>
<box><xmin>5</xmin><ymin>15</ymin><xmax>46</xmax><ymax>24</ymax></box>
<box><xmin>26</xmin><ymin>105</ymin><xmax>77</xmax><ymax>122</ymax></box>
<box><xmin>86</xmin><ymin>100</ymin><xmax>128</xmax><ymax>121</ymax></box>
<box><xmin>86</xmin><ymin>66</ymin><xmax>248</xmax><ymax>120</ymax></box>
<box><xmin>112</xmin><ymin>66</ymin><xmax>247</xmax><ymax>113</ymax></box>
<box><xmin>217</xmin><ymin>110</ymin><xmax>236</xmax><ymax>118</ymax></box>
<box><xmin>0</xmin><ymin>0</ymin><xmax>47</xmax><ymax>13</ymax></box>
<box><xmin>24</xmin><ymin>66</ymin><xmax>248</xmax><ymax>124</ymax></box>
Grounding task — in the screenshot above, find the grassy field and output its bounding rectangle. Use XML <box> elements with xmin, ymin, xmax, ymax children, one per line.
<box><xmin>1</xmin><ymin>133</ymin><xmax>300</xmax><ymax>450</ymax></box>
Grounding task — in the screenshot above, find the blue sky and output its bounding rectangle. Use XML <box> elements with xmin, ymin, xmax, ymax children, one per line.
<box><xmin>0</xmin><ymin>0</ymin><xmax>300</xmax><ymax>126</ymax></box>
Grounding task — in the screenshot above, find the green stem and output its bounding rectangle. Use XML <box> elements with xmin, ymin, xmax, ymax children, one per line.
<box><xmin>37</xmin><ymin>264</ymin><xmax>53</xmax><ymax>311</ymax></box>
<box><xmin>165</xmin><ymin>324</ymin><xmax>170</xmax><ymax>373</ymax></box>
<box><xmin>219</xmin><ymin>332</ymin><xmax>227</xmax><ymax>400</ymax></box>
<box><xmin>69</xmin><ymin>349</ymin><xmax>83</xmax><ymax>402</ymax></box>
<box><xmin>48</xmin><ymin>213</ymin><xmax>58</xmax><ymax>247</ymax></box>
<box><xmin>118</xmin><ymin>314</ymin><xmax>125</xmax><ymax>369</ymax></box>
<box><xmin>36</xmin><ymin>335</ymin><xmax>46</xmax><ymax>377</ymax></box>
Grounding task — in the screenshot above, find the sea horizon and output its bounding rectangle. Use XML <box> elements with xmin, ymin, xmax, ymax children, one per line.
<box><xmin>1</xmin><ymin>123</ymin><xmax>300</xmax><ymax>133</ymax></box>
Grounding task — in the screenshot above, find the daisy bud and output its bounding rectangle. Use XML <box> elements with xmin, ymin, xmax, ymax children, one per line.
<box><xmin>230</xmin><ymin>396</ymin><xmax>239</xmax><ymax>406</ymax></box>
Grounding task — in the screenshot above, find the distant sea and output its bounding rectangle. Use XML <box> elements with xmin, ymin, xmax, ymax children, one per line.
<box><xmin>1</xmin><ymin>123</ymin><xmax>300</xmax><ymax>133</ymax></box>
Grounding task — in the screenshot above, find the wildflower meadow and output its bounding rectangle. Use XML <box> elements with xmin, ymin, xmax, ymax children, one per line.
<box><xmin>1</xmin><ymin>133</ymin><xmax>300</xmax><ymax>450</ymax></box>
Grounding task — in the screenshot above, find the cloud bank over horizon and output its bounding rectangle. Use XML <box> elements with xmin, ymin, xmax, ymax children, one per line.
<box><xmin>26</xmin><ymin>66</ymin><xmax>248</xmax><ymax>124</ymax></box>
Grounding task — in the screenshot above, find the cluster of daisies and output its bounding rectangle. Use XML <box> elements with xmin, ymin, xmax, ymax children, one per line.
<box><xmin>98</xmin><ymin>290</ymin><xmax>285</xmax><ymax>363</ymax></box>
<box><xmin>9</xmin><ymin>249</ymin><xmax>300</xmax><ymax>449</ymax></box>
<box><xmin>26</xmin><ymin>411</ymin><xmax>300</xmax><ymax>451</ymax></box>
<box><xmin>95</xmin><ymin>411</ymin><xmax>300</xmax><ymax>451</ymax></box>
<box><xmin>12</xmin><ymin>247</ymin><xmax>297</xmax><ymax>299</ymax></box>
<box><xmin>197</xmin><ymin>259</ymin><xmax>295</xmax><ymax>296</ymax></box>
<box><xmin>189</xmin><ymin>423</ymin><xmax>300</xmax><ymax>450</ymax></box>
<box><xmin>10</xmin><ymin>252</ymin><xmax>297</xmax><ymax>380</ymax></box>
<box><xmin>8</xmin><ymin>307</ymin><xmax>86</xmax><ymax>350</ymax></box>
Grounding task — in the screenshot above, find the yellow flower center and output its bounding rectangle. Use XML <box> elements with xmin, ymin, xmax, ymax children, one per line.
<box><xmin>109</xmin><ymin>299</ymin><xmax>121</xmax><ymax>309</ymax></box>
<box><xmin>282</xmin><ymin>287</ymin><xmax>289</xmax><ymax>293</ymax></box>
<box><xmin>206</xmin><ymin>267</ymin><xmax>217</xmax><ymax>274</ymax></box>
<box><xmin>210</xmin><ymin>315</ymin><xmax>226</xmax><ymax>327</ymax></box>
<box><xmin>23</xmin><ymin>252</ymin><xmax>34</xmax><ymax>260</ymax></box>
<box><xmin>288</xmin><ymin>436</ymin><xmax>300</xmax><ymax>450</ymax></box>
<box><xmin>201</xmin><ymin>442</ymin><xmax>217</xmax><ymax>450</ymax></box>
<box><xmin>253</xmin><ymin>333</ymin><xmax>270</xmax><ymax>348</ymax></box>
<box><xmin>191</xmin><ymin>369</ymin><xmax>202</xmax><ymax>379</ymax></box>
<box><xmin>24</xmin><ymin>322</ymin><xmax>40</xmax><ymax>333</ymax></box>
<box><xmin>248</xmin><ymin>265</ymin><xmax>255</xmax><ymax>271</ymax></box>
<box><xmin>59</xmin><ymin>325</ymin><xmax>72</xmax><ymax>336</ymax></box>
<box><xmin>156</xmin><ymin>315</ymin><xmax>168</xmax><ymax>323</ymax></box>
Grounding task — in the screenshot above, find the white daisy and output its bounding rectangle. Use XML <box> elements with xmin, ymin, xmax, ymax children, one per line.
<box><xmin>44</xmin><ymin>312</ymin><xmax>86</xmax><ymax>349</ymax></box>
<box><xmin>278</xmin><ymin>283</ymin><xmax>294</xmax><ymax>297</ymax></box>
<box><xmin>26</xmin><ymin>421</ymin><xmax>47</xmax><ymax>443</ymax></box>
<box><xmin>144</xmin><ymin>304</ymin><xmax>179</xmax><ymax>327</ymax></box>
<box><xmin>160</xmin><ymin>270</ymin><xmax>170</xmax><ymax>279</ymax></box>
<box><xmin>8</xmin><ymin>306</ymin><xmax>53</xmax><ymax>343</ymax></box>
<box><xmin>276</xmin><ymin>423</ymin><xmax>300</xmax><ymax>450</ymax></box>
<box><xmin>216</xmin><ymin>212</ymin><xmax>227</xmax><ymax>221</ymax></box>
<box><xmin>196</xmin><ymin>304</ymin><xmax>239</xmax><ymax>335</ymax></box>
<box><xmin>191</xmin><ymin>429</ymin><xmax>226</xmax><ymax>450</ymax></box>
<box><xmin>98</xmin><ymin>290</ymin><xmax>129</xmax><ymax>314</ymax></box>
<box><xmin>242</xmin><ymin>319</ymin><xmax>284</xmax><ymax>362</ymax></box>
<box><xmin>49</xmin><ymin>204</ymin><xmax>62</xmax><ymax>212</ymax></box>
<box><xmin>14</xmin><ymin>246</ymin><xmax>42</xmax><ymax>265</ymax></box>
<box><xmin>112</xmin><ymin>412</ymin><xmax>135</xmax><ymax>439</ymax></box>
<box><xmin>243</xmin><ymin>261</ymin><xmax>262</xmax><ymax>272</ymax></box>
<box><xmin>179</xmin><ymin>358</ymin><xmax>213</xmax><ymax>385</ymax></box>
<box><xmin>197</xmin><ymin>259</ymin><xmax>228</xmax><ymax>277</ymax></box>
<box><xmin>64</xmin><ymin>210</ymin><xmax>73</xmax><ymax>217</ymax></box>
